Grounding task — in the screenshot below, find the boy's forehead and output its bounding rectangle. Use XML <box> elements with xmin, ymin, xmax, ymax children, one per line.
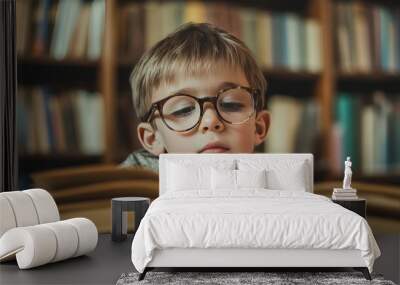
<box><xmin>151</xmin><ymin>64</ymin><xmax>249</xmax><ymax>102</ymax></box>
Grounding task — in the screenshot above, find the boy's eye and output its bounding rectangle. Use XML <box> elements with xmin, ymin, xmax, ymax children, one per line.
<box><xmin>163</xmin><ymin>95</ymin><xmax>198</xmax><ymax>118</ymax></box>
<box><xmin>170</xmin><ymin>106</ymin><xmax>196</xmax><ymax>117</ymax></box>
<box><xmin>219</xmin><ymin>101</ymin><xmax>245</xmax><ymax>112</ymax></box>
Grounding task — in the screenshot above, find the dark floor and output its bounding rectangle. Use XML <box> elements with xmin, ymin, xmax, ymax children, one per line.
<box><xmin>0</xmin><ymin>233</ymin><xmax>399</xmax><ymax>285</ymax></box>
<box><xmin>374</xmin><ymin>233</ymin><xmax>400</xmax><ymax>284</ymax></box>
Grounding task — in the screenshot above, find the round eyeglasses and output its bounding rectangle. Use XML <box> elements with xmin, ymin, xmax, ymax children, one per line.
<box><xmin>142</xmin><ymin>85</ymin><xmax>261</xmax><ymax>132</ymax></box>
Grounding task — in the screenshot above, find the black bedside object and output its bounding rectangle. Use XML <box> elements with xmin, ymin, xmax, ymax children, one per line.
<box><xmin>332</xmin><ymin>198</ymin><xmax>366</xmax><ymax>218</ymax></box>
<box><xmin>112</xmin><ymin>197</ymin><xmax>150</xmax><ymax>242</ymax></box>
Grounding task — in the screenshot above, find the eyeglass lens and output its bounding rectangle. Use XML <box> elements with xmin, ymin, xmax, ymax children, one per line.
<box><xmin>161</xmin><ymin>88</ymin><xmax>254</xmax><ymax>131</ymax></box>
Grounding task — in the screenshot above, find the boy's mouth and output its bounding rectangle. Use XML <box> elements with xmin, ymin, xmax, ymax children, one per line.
<box><xmin>198</xmin><ymin>143</ymin><xmax>230</xmax><ymax>153</ymax></box>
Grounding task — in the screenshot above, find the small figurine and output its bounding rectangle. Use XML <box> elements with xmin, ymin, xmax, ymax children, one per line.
<box><xmin>343</xmin><ymin>157</ymin><xmax>352</xmax><ymax>190</ymax></box>
<box><xmin>332</xmin><ymin>156</ymin><xmax>357</xmax><ymax>200</ymax></box>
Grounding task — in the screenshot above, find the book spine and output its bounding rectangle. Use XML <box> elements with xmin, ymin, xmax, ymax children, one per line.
<box><xmin>394</xmin><ymin>99</ymin><xmax>400</xmax><ymax>168</ymax></box>
<box><xmin>336</xmin><ymin>93</ymin><xmax>353</xmax><ymax>168</ymax></box>
<box><xmin>88</xmin><ymin>0</ymin><xmax>105</xmax><ymax>60</ymax></box>
<box><xmin>42</xmin><ymin>88</ymin><xmax>55</xmax><ymax>152</ymax></box>
<box><xmin>32</xmin><ymin>0</ymin><xmax>51</xmax><ymax>56</ymax></box>
<box><xmin>305</xmin><ymin>19</ymin><xmax>321</xmax><ymax>72</ymax></box>
<box><xmin>379</xmin><ymin>7</ymin><xmax>390</xmax><ymax>71</ymax></box>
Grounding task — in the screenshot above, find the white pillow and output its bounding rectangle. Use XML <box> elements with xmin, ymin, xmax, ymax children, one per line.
<box><xmin>211</xmin><ymin>168</ymin><xmax>236</xmax><ymax>190</ymax></box>
<box><xmin>167</xmin><ymin>160</ymin><xmax>236</xmax><ymax>192</ymax></box>
<box><xmin>167</xmin><ymin>163</ymin><xmax>209</xmax><ymax>191</ymax></box>
<box><xmin>236</xmin><ymin>169</ymin><xmax>267</xmax><ymax>188</ymax></box>
<box><xmin>266</xmin><ymin>168</ymin><xmax>306</xmax><ymax>191</ymax></box>
<box><xmin>211</xmin><ymin>169</ymin><xmax>267</xmax><ymax>190</ymax></box>
<box><xmin>237</xmin><ymin>159</ymin><xmax>309</xmax><ymax>191</ymax></box>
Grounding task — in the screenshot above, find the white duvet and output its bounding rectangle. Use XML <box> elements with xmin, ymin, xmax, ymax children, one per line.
<box><xmin>131</xmin><ymin>190</ymin><xmax>380</xmax><ymax>273</ymax></box>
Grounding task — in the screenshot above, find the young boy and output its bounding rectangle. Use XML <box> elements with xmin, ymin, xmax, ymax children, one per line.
<box><xmin>121</xmin><ymin>22</ymin><xmax>270</xmax><ymax>172</ymax></box>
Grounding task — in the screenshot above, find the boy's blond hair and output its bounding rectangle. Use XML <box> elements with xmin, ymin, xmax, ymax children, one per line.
<box><xmin>130</xmin><ymin>22</ymin><xmax>267</xmax><ymax>121</ymax></box>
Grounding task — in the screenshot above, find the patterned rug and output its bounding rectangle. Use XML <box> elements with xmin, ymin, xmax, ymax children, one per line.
<box><xmin>116</xmin><ymin>271</ymin><xmax>396</xmax><ymax>285</ymax></box>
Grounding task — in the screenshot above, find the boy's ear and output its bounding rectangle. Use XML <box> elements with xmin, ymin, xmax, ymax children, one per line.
<box><xmin>254</xmin><ymin>110</ymin><xmax>270</xmax><ymax>146</ymax></box>
<box><xmin>137</xmin><ymin>122</ymin><xmax>165</xmax><ymax>155</ymax></box>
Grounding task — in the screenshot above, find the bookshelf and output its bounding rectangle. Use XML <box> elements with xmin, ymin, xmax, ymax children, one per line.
<box><xmin>16</xmin><ymin>0</ymin><xmax>400</xmax><ymax>186</ymax></box>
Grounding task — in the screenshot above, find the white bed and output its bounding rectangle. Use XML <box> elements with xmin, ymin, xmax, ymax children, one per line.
<box><xmin>131</xmin><ymin>154</ymin><xmax>380</xmax><ymax>280</ymax></box>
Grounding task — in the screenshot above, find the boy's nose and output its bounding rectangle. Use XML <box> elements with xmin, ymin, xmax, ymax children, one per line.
<box><xmin>199</xmin><ymin>103</ymin><xmax>225</xmax><ymax>133</ymax></box>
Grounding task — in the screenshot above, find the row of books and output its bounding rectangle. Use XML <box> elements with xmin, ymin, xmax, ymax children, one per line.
<box><xmin>16</xmin><ymin>0</ymin><xmax>105</xmax><ymax>60</ymax></box>
<box><xmin>331</xmin><ymin>92</ymin><xmax>400</xmax><ymax>175</ymax></box>
<box><xmin>264</xmin><ymin>96</ymin><xmax>321</xmax><ymax>154</ymax></box>
<box><xmin>17</xmin><ymin>88</ymin><xmax>104</xmax><ymax>155</ymax></box>
<box><xmin>120</xmin><ymin>1</ymin><xmax>322</xmax><ymax>72</ymax></box>
<box><xmin>335</xmin><ymin>2</ymin><xmax>400</xmax><ymax>73</ymax></box>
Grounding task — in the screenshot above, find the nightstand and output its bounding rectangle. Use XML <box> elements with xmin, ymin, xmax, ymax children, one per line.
<box><xmin>111</xmin><ymin>197</ymin><xmax>150</xmax><ymax>241</ymax></box>
<box><xmin>332</xmin><ymin>198</ymin><xmax>366</xmax><ymax>218</ymax></box>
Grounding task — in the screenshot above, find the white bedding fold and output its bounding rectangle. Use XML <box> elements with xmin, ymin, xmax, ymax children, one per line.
<box><xmin>131</xmin><ymin>190</ymin><xmax>380</xmax><ymax>273</ymax></box>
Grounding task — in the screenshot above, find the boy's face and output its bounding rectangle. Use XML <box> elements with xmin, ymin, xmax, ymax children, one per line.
<box><xmin>137</xmin><ymin>62</ymin><xmax>270</xmax><ymax>155</ymax></box>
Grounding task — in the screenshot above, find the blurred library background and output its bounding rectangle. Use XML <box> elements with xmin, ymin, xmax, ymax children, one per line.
<box><xmin>14</xmin><ymin>1</ymin><xmax>400</xmax><ymax>280</ymax></box>
<box><xmin>16</xmin><ymin>0</ymin><xmax>400</xmax><ymax>184</ymax></box>
<box><xmin>15</xmin><ymin>0</ymin><xmax>400</xmax><ymax>232</ymax></box>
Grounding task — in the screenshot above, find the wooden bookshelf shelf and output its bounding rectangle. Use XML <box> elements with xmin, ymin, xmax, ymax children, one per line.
<box><xmin>358</xmin><ymin>173</ymin><xmax>400</xmax><ymax>185</ymax></box>
<box><xmin>263</xmin><ymin>68</ymin><xmax>320</xmax><ymax>82</ymax></box>
<box><xmin>18</xmin><ymin>56</ymin><xmax>100</xmax><ymax>67</ymax></box>
<box><xmin>329</xmin><ymin>173</ymin><xmax>400</xmax><ymax>185</ymax></box>
<box><xmin>19</xmin><ymin>154</ymin><xmax>103</xmax><ymax>174</ymax></box>
<box><xmin>219</xmin><ymin>0</ymin><xmax>309</xmax><ymax>12</ymax></box>
<box><xmin>118</xmin><ymin>62</ymin><xmax>321</xmax><ymax>79</ymax></box>
<box><xmin>337</xmin><ymin>72</ymin><xmax>400</xmax><ymax>83</ymax></box>
<box><xmin>18</xmin><ymin>57</ymin><xmax>99</xmax><ymax>88</ymax></box>
<box><xmin>119</xmin><ymin>0</ymin><xmax>310</xmax><ymax>13</ymax></box>
<box><xmin>20</xmin><ymin>153</ymin><xmax>103</xmax><ymax>162</ymax></box>
<box><xmin>117</xmin><ymin>63</ymin><xmax>320</xmax><ymax>92</ymax></box>
<box><xmin>336</xmin><ymin>71</ymin><xmax>400</xmax><ymax>92</ymax></box>
<box><xmin>117</xmin><ymin>58</ymin><xmax>137</xmax><ymax>67</ymax></box>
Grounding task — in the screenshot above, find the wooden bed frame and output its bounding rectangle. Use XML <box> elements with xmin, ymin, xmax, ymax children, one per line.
<box><xmin>139</xmin><ymin>248</ymin><xmax>371</xmax><ymax>280</ymax></box>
